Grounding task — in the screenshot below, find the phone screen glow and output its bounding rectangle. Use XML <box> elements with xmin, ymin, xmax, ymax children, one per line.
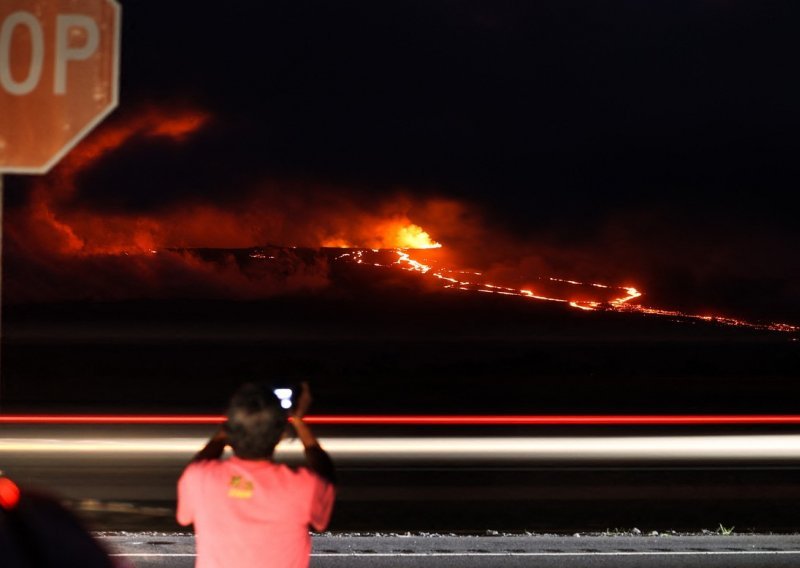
<box><xmin>273</xmin><ymin>388</ymin><xmax>293</xmax><ymax>409</ymax></box>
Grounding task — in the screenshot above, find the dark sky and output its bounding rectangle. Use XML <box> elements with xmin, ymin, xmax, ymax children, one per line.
<box><xmin>117</xmin><ymin>1</ymin><xmax>800</xmax><ymax>221</ymax></box>
<box><xmin>5</xmin><ymin>0</ymin><xmax>800</xmax><ymax>321</ymax></box>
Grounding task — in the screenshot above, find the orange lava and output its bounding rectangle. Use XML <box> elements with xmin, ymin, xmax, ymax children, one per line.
<box><xmin>340</xmin><ymin>246</ymin><xmax>798</xmax><ymax>334</ymax></box>
<box><xmin>322</xmin><ymin>221</ymin><xmax>441</xmax><ymax>249</ymax></box>
<box><xmin>4</xmin><ymin>107</ymin><xmax>797</xmax><ymax>333</ymax></box>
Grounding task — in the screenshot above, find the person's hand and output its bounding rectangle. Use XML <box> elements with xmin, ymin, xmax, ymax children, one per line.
<box><xmin>292</xmin><ymin>382</ymin><xmax>312</xmax><ymax>420</ymax></box>
<box><xmin>281</xmin><ymin>382</ymin><xmax>312</xmax><ymax>440</ymax></box>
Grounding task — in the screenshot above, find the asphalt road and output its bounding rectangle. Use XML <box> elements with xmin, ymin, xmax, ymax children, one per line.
<box><xmin>4</xmin><ymin>423</ymin><xmax>800</xmax><ymax>533</ymax></box>
<box><xmin>102</xmin><ymin>534</ymin><xmax>800</xmax><ymax>568</ymax></box>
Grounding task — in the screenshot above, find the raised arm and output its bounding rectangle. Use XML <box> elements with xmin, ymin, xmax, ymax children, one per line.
<box><xmin>190</xmin><ymin>427</ymin><xmax>229</xmax><ymax>462</ymax></box>
<box><xmin>291</xmin><ymin>383</ymin><xmax>336</xmax><ymax>484</ymax></box>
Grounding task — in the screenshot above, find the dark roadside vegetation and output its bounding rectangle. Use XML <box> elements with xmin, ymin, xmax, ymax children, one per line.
<box><xmin>2</xmin><ymin>286</ymin><xmax>797</xmax><ymax>414</ymax></box>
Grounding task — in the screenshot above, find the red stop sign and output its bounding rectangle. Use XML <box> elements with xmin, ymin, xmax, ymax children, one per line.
<box><xmin>0</xmin><ymin>0</ymin><xmax>120</xmax><ymax>174</ymax></box>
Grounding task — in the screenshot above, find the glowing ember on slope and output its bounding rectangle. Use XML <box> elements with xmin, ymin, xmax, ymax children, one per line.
<box><xmin>335</xmin><ymin>246</ymin><xmax>798</xmax><ymax>333</ymax></box>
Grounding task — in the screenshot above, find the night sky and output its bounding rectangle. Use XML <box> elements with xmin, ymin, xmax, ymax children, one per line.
<box><xmin>4</xmin><ymin>0</ymin><xmax>800</xmax><ymax>322</ymax></box>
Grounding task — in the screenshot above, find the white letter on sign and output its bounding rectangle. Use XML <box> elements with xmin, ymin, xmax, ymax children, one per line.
<box><xmin>54</xmin><ymin>14</ymin><xmax>99</xmax><ymax>95</ymax></box>
<box><xmin>0</xmin><ymin>11</ymin><xmax>45</xmax><ymax>95</ymax></box>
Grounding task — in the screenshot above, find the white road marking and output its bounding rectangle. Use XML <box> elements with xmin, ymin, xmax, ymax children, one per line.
<box><xmin>108</xmin><ymin>551</ymin><xmax>800</xmax><ymax>557</ymax></box>
<box><xmin>110</xmin><ymin>554</ymin><xmax>195</xmax><ymax>557</ymax></box>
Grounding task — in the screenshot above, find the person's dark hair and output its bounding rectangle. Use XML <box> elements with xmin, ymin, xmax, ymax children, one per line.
<box><xmin>225</xmin><ymin>382</ymin><xmax>288</xmax><ymax>459</ymax></box>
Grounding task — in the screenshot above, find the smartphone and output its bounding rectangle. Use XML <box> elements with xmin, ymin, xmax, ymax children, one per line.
<box><xmin>273</xmin><ymin>387</ymin><xmax>293</xmax><ymax>410</ymax></box>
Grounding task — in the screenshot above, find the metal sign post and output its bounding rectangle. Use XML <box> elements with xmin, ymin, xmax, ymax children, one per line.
<box><xmin>1</xmin><ymin>173</ymin><xmax>3</xmax><ymax>408</ymax></box>
<box><xmin>0</xmin><ymin>0</ymin><xmax>121</xmax><ymax>409</ymax></box>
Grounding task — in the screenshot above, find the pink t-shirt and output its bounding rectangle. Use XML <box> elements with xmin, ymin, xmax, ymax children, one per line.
<box><xmin>177</xmin><ymin>456</ymin><xmax>335</xmax><ymax>568</ymax></box>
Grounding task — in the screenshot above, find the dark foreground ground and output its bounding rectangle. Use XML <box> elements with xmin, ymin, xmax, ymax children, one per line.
<box><xmin>101</xmin><ymin>533</ymin><xmax>800</xmax><ymax>568</ymax></box>
<box><xmin>2</xmin><ymin>294</ymin><xmax>799</xmax><ymax>415</ymax></box>
<box><xmin>3</xmin><ymin>295</ymin><xmax>799</xmax><ymax>539</ymax></box>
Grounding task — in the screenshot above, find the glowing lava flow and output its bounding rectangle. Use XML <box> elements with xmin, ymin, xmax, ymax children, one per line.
<box><xmin>340</xmin><ymin>242</ymin><xmax>797</xmax><ymax>334</ymax></box>
<box><xmin>394</xmin><ymin>251</ymin><xmax>645</xmax><ymax>312</ymax></box>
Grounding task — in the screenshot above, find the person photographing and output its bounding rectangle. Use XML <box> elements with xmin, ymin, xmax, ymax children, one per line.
<box><xmin>177</xmin><ymin>382</ymin><xmax>335</xmax><ymax>568</ymax></box>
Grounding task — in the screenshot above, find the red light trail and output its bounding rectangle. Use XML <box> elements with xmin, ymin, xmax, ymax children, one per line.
<box><xmin>3</xmin><ymin>415</ymin><xmax>800</xmax><ymax>425</ymax></box>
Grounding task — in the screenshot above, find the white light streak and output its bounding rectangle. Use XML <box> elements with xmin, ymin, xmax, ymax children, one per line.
<box><xmin>2</xmin><ymin>436</ymin><xmax>800</xmax><ymax>461</ymax></box>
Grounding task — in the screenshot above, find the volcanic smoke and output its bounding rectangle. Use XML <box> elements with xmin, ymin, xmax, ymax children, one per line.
<box><xmin>3</xmin><ymin>107</ymin><xmax>797</xmax><ymax>334</ymax></box>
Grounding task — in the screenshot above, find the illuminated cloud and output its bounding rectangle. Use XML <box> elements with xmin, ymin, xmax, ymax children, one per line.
<box><xmin>2</xmin><ymin>107</ymin><xmax>455</xmax><ymax>302</ymax></box>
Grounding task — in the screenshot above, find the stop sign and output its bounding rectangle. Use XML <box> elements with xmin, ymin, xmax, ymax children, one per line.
<box><xmin>0</xmin><ymin>0</ymin><xmax>120</xmax><ymax>173</ymax></box>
